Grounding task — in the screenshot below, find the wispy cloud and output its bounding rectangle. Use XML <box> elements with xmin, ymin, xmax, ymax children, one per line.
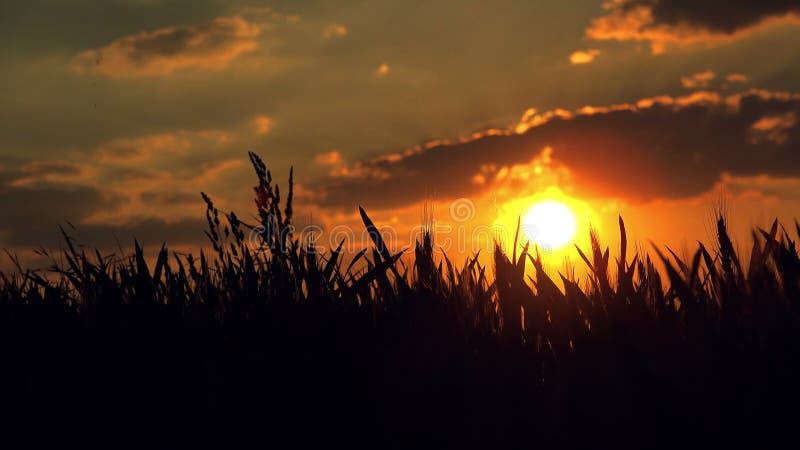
<box><xmin>726</xmin><ymin>73</ymin><xmax>749</xmax><ymax>84</ymax></box>
<box><xmin>681</xmin><ymin>70</ymin><xmax>716</xmax><ymax>89</ymax></box>
<box><xmin>680</xmin><ymin>70</ymin><xmax>751</xmax><ymax>90</ymax></box>
<box><xmin>323</xmin><ymin>23</ymin><xmax>349</xmax><ymax>39</ymax></box>
<box><xmin>252</xmin><ymin>115</ymin><xmax>275</xmax><ymax>135</ymax></box>
<box><xmin>95</xmin><ymin>130</ymin><xmax>229</xmax><ymax>164</ymax></box>
<box><xmin>314</xmin><ymin>150</ymin><xmax>343</xmax><ymax>166</ymax></box>
<box><xmin>70</xmin><ymin>16</ymin><xmax>261</xmax><ymax>77</ymax></box>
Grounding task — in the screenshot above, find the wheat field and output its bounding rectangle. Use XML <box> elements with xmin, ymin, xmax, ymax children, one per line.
<box><xmin>1</xmin><ymin>152</ymin><xmax>798</xmax><ymax>448</ymax></box>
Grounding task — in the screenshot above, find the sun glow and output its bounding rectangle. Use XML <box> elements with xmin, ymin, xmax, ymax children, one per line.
<box><xmin>491</xmin><ymin>188</ymin><xmax>599</xmax><ymax>261</ymax></box>
<box><xmin>523</xmin><ymin>201</ymin><xmax>577</xmax><ymax>250</ymax></box>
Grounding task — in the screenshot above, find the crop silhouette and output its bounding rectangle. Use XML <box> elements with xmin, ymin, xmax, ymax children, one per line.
<box><xmin>1</xmin><ymin>152</ymin><xmax>799</xmax><ymax>448</ymax></box>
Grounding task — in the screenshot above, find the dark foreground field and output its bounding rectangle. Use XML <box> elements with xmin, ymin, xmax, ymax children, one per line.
<box><xmin>2</xmin><ymin>154</ymin><xmax>799</xmax><ymax>449</ymax></box>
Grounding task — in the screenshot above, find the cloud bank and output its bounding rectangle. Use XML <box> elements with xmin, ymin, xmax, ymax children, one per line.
<box><xmin>314</xmin><ymin>89</ymin><xmax>800</xmax><ymax>210</ymax></box>
<box><xmin>586</xmin><ymin>0</ymin><xmax>800</xmax><ymax>53</ymax></box>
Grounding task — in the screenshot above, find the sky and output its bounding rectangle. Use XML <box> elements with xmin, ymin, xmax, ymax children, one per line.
<box><xmin>2</xmin><ymin>0</ymin><xmax>800</xmax><ymax>269</ymax></box>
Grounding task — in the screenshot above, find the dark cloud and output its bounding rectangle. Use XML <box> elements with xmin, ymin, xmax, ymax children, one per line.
<box><xmin>0</xmin><ymin>165</ymin><xmax>206</xmax><ymax>252</ymax></box>
<box><xmin>2</xmin><ymin>217</ymin><xmax>208</xmax><ymax>272</ymax></box>
<box><xmin>587</xmin><ymin>0</ymin><xmax>800</xmax><ymax>52</ymax></box>
<box><xmin>636</xmin><ymin>0</ymin><xmax>798</xmax><ymax>33</ymax></box>
<box><xmin>315</xmin><ymin>90</ymin><xmax>800</xmax><ymax>211</ymax></box>
<box><xmin>54</xmin><ymin>218</ymin><xmax>207</xmax><ymax>250</ymax></box>
<box><xmin>0</xmin><ymin>185</ymin><xmax>112</xmax><ymax>229</ymax></box>
<box><xmin>0</xmin><ymin>183</ymin><xmax>117</xmax><ymax>248</ymax></box>
<box><xmin>140</xmin><ymin>191</ymin><xmax>203</xmax><ymax>206</ymax></box>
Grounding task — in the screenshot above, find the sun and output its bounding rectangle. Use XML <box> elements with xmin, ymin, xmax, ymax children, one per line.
<box><xmin>523</xmin><ymin>200</ymin><xmax>577</xmax><ymax>250</ymax></box>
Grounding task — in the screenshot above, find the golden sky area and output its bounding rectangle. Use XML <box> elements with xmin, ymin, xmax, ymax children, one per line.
<box><xmin>1</xmin><ymin>0</ymin><xmax>800</xmax><ymax>273</ymax></box>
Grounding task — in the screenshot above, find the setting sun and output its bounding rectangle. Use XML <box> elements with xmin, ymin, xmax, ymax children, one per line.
<box><xmin>523</xmin><ymin>200</ymin><xmax>577</xmax><ymax>250</ymax></box>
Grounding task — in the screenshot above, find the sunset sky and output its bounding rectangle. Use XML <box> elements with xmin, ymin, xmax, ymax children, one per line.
<box><xmin>2</xmin><ymin>0</ymin><xmax>800</xmax><ymax>268</ymax></box>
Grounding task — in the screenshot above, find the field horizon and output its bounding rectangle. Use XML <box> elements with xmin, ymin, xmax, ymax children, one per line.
<box><xmin>2</xmin><ymin>152</ymin><xmax>799</xmax><ymax>448</ymax></box>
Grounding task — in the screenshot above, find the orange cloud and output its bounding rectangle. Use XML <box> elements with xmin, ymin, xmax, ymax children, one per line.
<box><xmin>586</xmin><ymin>0</ymin><xmax>800</xmax><ymax>54</ymax></box>
<box><xmin>315</xmin><ymin>150</ymin><xmax>343</xmax><ymax>166</ymax></box>
<box><xmin>70</xmin><ymin>16</ymin><xmax>261</xmax><ymax>77</ymax></box>
<box><xmin>569</xmin><ymin>49</ymin><xmax>600</xmax><ymax>64</ymax></box>
<box><xmin>323</xmin><ymin>24</ymin><xmax>349</xmax><ymax>39</ymax></box>
<box><xmin>750</xmin><ymin>111</ymin><xmax>797</xmax><ymax>144</ymax></box>
<box><xmin>679</xmin><ymin>71</ymin><xmax>751</xmax><ymax>91</ymax></box>
<box><xmin>96</xmin><ymin>133</ymin><xmax>193</xmax><ymax>164</ymax></box>
<box><xmin>253</xmin><ymin>115</ymin><xmax>275</xmax><ymax>134</ymax></box>
<box><xmin>726</xmin><ymin>73</ymin><xmax>749</xmax><ymax>84</ymax></box>
<box><xmin>82</xmin><ymin>157</ymin><xmax>243</xmax><ymax>226</ymax></box>
<box><xmin>191</xmin><ymin>159</ymin><xmax>244</xmax><ymax>185</ymax></box>
<box><xmin>681</xmin><ymin>70</ymin><xmax>716</xmax><ymax>89</ymax></box>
